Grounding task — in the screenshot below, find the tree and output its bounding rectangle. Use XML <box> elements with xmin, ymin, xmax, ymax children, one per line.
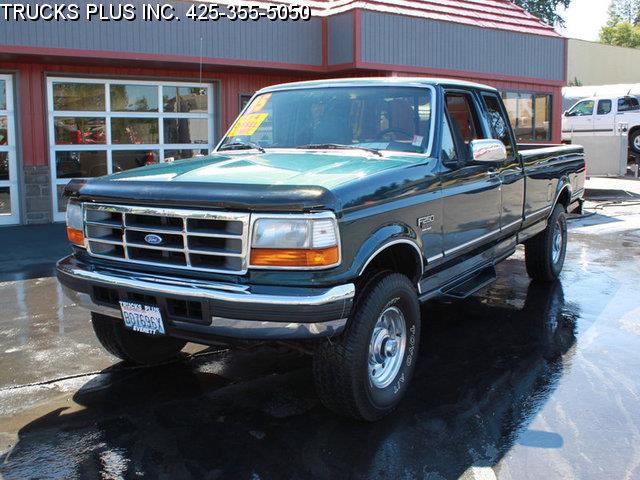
<box><xmin>512</xmin><ymin>0</ymin><xmax>572</xmax><ymax>26</ymax></box>
<box><xmin>600</xmin><ymin>0</ymin><xmax>640</xmax><ymax>48</ymax></box>
<box><xmin>607</xmin><ymin>0</ymin><xmax>640</xmax><ymax>24</ymax></box>
<box><xmin>600</xmin><ymin>21</ymin><xmax>640</xmax><ymax>48</ymax></box>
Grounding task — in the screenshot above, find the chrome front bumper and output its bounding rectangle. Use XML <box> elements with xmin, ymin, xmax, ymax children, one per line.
<box><xmin>57</xmin><ymin>255</ymin><xmax>354</xmax><ymax>341</ymax></box>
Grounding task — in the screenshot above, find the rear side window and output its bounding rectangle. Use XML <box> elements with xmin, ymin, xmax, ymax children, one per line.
<box><xmin>597</xmin><ymin>100</ymin><xmax>612</xmax><ymax>115</ymax></box>
<box><xmin>618</xmin><ymin>97</ymin><xmax>640</xmax><ymax>112</ymax></box>
<box><xmin>482</xmin><ymin>93</ymin><xmax>515</xmax><ymax>156</ymax></box>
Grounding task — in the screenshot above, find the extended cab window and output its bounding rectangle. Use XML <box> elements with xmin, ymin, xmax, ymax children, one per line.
<box><xmin>482</xmin><ymin>93</ymin><xmax>515</xmax><ymax>157</ymax></box>
<box><xmin>618</xmin><ymin>97</ymin><xmax>640</xmax><ymax>112</ymax></box>
<box><xmin>567</xmin><ymin>100</ymin><xmax>594</xmax><ymax>117</ymax></box>
<box><xmin>597</xmin><ymin>100</ymin><xmax>612</xmax><ymax>115</ymax></box>
<box><xmin>220</xmin><ymin>87</ymin><xmax>434</xmax><ymax>154</ymax></box>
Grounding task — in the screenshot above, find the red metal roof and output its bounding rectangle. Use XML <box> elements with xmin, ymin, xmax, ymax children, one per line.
<box><xmin>257</xmin><ymin>0</ymin><xmax>562</xmax><ymax>37</ymax></box>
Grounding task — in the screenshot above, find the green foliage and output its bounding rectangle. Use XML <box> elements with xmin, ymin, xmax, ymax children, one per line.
<box><xmin>512</xmin><ymin>0</ymin><xmax>572</xmax><ymax>26</ymax></box>
<box><xmin>568</xmin><ymin>77</ymin><xmax>583</xmax><ymax>87</ymax></box>
<box><xmin>600</xmin><ymin>1</ymin><xmax>640</xmax><ymax>48</ymax></box>
<box><xmin>600</xmin><ymin>21</ymin><xmax>640</xmax><ymax>48</ymax></box>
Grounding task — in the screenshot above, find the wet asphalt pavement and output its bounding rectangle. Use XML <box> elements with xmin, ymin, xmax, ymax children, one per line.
<box><xmin>1</xmin><ymin>203</ymin><xmax>640</xmax><ymax>480</ymax></box>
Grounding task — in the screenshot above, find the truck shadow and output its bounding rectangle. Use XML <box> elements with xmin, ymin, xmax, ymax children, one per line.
<box><xmin>0</xmin><ymin>274</ymin><xmax>579</xmax><ymax>480</ymax></box>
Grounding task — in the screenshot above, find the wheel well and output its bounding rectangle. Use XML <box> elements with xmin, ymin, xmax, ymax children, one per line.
<box><xmin>360</xmin><ymin>243</ymin><xmax>422</xmax><ymax>284</ymax></box>
<box><xmin>556</xmin><ymin>186</ymin><xmax>571</xmax><ymax>210</ymax></box>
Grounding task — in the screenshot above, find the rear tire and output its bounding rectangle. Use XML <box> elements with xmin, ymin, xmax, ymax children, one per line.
<box><xmin>91</xmin><ymin>312</ymin><xmax>186</xmax><ymax>365</ymax></box>
<box><xmin>313</xmin><ymin>272</ymin><xmax>421</xmax><ymax>421</ymax></box>
<box><xmin>630</xmin><ymin>129</ymin><xmax>640</xmax><ymax>154</ymax></box>
<box><xmin>525</xmin><ymin>205</ymin><xmax>568</xmax><ymax>282</ymax></box>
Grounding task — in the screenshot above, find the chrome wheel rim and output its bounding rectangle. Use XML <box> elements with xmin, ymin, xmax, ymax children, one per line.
<box><xmin>634</xmin><ymin>135</ymin><xmax>640</xmax><ymax>150</ymax></box>
<box><xmin>552</xmin><ymin>219</ymin><xmax>563</xmax><ymax>264</ymax></box>
<box><xmin>368</xmin><ymin>306</ymin><xmax>407</xmax><ymax>389</ymax></box>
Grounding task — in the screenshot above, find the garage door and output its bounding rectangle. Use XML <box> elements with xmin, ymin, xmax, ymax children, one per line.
<box><xmin>0</xmin><ymin>74</ymin><xmax>19</xmax><ymax>225</ymax></box>
<box><xmin>47</xmin><ymin>77</ymin><xmax>215</xmax><ymax>221</ymax></box>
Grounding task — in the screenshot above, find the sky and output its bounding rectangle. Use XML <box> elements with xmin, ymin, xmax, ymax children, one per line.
<box><xmin>557</xmin><ymin>0</ymin><xmax>611</xmax><ymax>41</ymax></box>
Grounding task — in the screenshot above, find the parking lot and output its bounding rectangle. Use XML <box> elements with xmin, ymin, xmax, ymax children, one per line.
<box><xmin>1</xmin><ymin>193</ymin><xmax>640</xmax><ymax>479</ymax></box>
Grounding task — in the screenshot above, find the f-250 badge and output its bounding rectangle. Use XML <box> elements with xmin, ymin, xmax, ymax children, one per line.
<box><xmin>417</xmin><ymin>215</ymin><xmax>436</xmax><ymax>231</ymax></box>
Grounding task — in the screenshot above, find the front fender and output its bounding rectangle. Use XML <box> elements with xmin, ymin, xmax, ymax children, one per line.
<box><xmin>345</xmin><ymin>223</ymin><xmax>423</xmax><ymax>279</ymax></box>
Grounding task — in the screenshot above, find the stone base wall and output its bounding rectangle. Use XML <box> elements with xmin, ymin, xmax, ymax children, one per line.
<box><xmin>23</xmin><ymin>165</ymin><xmax>52</xmax><ymax>224</ymax></box>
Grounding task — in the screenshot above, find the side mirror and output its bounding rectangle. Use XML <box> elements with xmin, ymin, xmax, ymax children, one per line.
<box><xmin>564</xmin><ymin>111</ymin><xmax>569</xmax><ymax>116</ymax></box>
<box><xmin>470</xmin><ymin>139</ymin><xmax>507</xmax><ymax>163</ymax></box>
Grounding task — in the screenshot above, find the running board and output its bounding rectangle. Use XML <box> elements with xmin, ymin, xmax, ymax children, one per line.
<box><xmin>440</xmin><ymin>266</ymin><xmax>497</xmax><ymax>300</ymax></box>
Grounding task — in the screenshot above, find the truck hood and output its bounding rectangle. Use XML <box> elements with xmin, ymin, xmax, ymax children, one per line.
<box><xmin>66</xmin><ymin>150</ymin><xmax>431</xmax><ymax>213</ymax></box>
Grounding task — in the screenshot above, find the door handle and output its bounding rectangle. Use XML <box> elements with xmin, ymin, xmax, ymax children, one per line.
<box><xmin>487</xmin><ymin>168</ymin><xmax>499</xmax><ymax>178</ymax></box>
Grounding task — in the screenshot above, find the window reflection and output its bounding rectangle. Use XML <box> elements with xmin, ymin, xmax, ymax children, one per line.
<box><xmin>53</xmin><ymin>82</ymin><xmax>105</xmax><ymax>111</ymax></box>
<box><xmin>163</xmin><ymin>118</ymin><xmax>208</xmax><ymax>144</ymax></box>
<box><xmin>0</xmin><ymin>152</ymin><xmax>8</xmax><ymax>180</ymax></box>
<box><xmin>164</xmin><ymin>149</ymin><xmax>209</xmax><ymax>161</ymax></box>
<box><xmin>0</xmin><ymin>186</ymin><xmax>10</xmax><ymax>215</ymax></box>
<box><xmin>0</xmin><ymin>80</ymin><xmax>5</xmax><ymax>110</ymax></box>
<box><xmin>55</xmin><ymin>151</ymin><xmax>107</xmax><ymax>178</ymax></box>
<box><xmin>54</xmin><ymin>117</ymin><xmax>106</xmax><ymax>145</ymax></box>
<box><xmin>110</xmin><ymin>84</ymin><xmax>159</xmax><ymax>112</ymax></box>
<box><xmin>163</xmin><ymin>87</ymin><xmax>208</xmax><ymax>113</ymax></box>
<box><xmin>112</xmin><ymin>150</ymin><xmax>159</xmax><ymax>172</ymax></box>
<box><xmin>0</xmin><ymin>116</ymin><xmax>7</xmax><ymax>145</ymax></box>
<box><xmin>111</xmin><ymin>118</ymin><xmax>159</xmax><ymax>144</ymax></box>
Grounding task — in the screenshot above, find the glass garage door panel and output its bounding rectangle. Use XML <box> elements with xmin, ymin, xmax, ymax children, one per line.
<box><xmin>48</xmin><ymin>77</ymin><xmax>215</xmax><ymax>222</ymax></box>
<box><xmin>0</xmin><ymin>75</ymin><xmax>19</xmax><ymax>225</ymax></box>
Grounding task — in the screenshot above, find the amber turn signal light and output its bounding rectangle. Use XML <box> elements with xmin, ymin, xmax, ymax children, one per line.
<box><xmin>66</xmin><ymin>227</ymin><xmax>85</xmax><ymax>246</ymax></box>
<box><xmin>250</xmin><ymin>246</ymin><xmax>339</xmax><ymax>268</ymax></box>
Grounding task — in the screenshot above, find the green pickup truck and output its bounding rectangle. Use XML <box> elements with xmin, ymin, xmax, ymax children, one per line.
<box><xmin>57</xmin><ymin>78</ymin><xmax>585</xmax><ymax>421</ymax></box>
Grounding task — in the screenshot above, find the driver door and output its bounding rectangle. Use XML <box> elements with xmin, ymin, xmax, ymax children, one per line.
<box><xmin>439</xmin><ymin>90</ymin><xmax>502</xmax><ymax>258</ymax></box>
<box><xmin>564</xmin><ymin>99</ymin><xmax>595</xmax><ymax>137</ymax></box>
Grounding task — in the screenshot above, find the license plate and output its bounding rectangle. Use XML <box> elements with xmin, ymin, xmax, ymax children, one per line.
<box><xmin>119</xmin><ymin>301</ymin><xmax>165</xmax><ymax>335</ymax></box>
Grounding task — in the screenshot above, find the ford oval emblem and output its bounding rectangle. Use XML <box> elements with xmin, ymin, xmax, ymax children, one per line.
<box><xmin>144</xmin><ymin>234</ymin><xmax>163</xmax><ymax>245</ymax></box>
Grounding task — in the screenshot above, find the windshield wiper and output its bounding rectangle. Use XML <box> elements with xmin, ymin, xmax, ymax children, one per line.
<box><xmin>296</xmin><ymin>143</ymin><xmax>383</xmax><ymax>157</ymax></box>
<box><xmin>219</xmin><ymin>141</ymin><xmax>266</xmax><ymax>153</ymax></box>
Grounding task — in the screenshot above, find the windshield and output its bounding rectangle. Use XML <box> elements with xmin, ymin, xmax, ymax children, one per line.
<box><xmin>219</xmin><ymin>86</ymin><xmax>434</xmax><ymax>154</ymax></box>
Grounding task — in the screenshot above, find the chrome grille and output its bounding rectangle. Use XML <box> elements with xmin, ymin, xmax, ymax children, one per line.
<box><xmin>83</xmin><ymin>203</ymin><xmax>250</xmax><ymax>274</ymax></box>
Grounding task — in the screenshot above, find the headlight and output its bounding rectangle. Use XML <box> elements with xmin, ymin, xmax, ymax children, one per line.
<box><xmin>65</xmin><ymin>199</ymin><xmax>85</xmax><ymax>247</ymax></box>
<box><xmin>250</xmin><ymin>214</ymin><xmax>340</xmax><ymax>268</ymax></box>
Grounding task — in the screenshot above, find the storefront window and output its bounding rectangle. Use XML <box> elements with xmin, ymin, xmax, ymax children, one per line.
<box><xmin>163</xmin><ymin>87</ymin><xmax>208</xmax><ymax>113</ymax></box>
<box><xmin>112</xmin><ymin>150</ymin><xmax>159</xmax><ymax>172</ymax></box>
<box><xmin>0</xmin><ymin>152</ymin><xmax>8</xmax><ymax>181</ymax></box>
<box><xmin>0</xmin><ymin>117</ymin><xmax>7</xmax><ymax>145</ymax></box>
<box><xmin>111</xmin><ymin>118</ymin><xmax>159</xmax><ymax>144</ymax></box>
<box><xmin>48</xmin><ymin>78</ymin><xmax>215</xmax><ymax>219</ymax></box>
<box><xmin>163</xmin><ymin>118</ymin><xmax>208</xmax><ymax>144</ymax></box>
<box><xmin>55</xmin><ymin>151</ymin><xmax>108</xmax><ymax>179</ymax></box>
<box><xmin>110</xmin><ymin>84</ymin><xmax>159</xmax><ymax>112</ymax></box>
<box><xmin>54</xmin><ymin>117</ymin><xmax>106</xmax><ymax>145</ymax></box>
<box><xmin>0</xmin><ymin>186</ymin><xmax>10</xmax><ymax>214</ymax></box>
<box><xmin>501</xmin><ymin>91</ymin><xmax>551</xmax><ymax>142</ymax></box>
<box><xmin>164</xmin><ymin>149</ymin><xmax>209</xmax><ymax>161</ymax></box>
<box><xmin>53</xmin><ymin>82</ymin><xmax>105</xmax><ymax>111</ymax></box>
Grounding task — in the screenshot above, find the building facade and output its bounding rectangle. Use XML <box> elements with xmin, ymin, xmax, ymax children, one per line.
<box><xmin>567</xmin><ymin>39</ymin><xmax>640</xmax><ymax>87</ymax></box>
<box><xmin>0</xmin><ymin>0</ymin><xmax>567</xmax><ymax>225</ymax></box>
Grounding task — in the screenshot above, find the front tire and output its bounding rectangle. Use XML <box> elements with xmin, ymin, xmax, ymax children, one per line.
<box><xmin>313</xmin><ymin>272</ymin><xmax>421</xmax><ymax>421</ymax></box>
<box><xmin>91</xmin><ymin>312</ymin><xmax>186</xmax><ymax>365</ymax></box>
<box><xmin>525</xmin><ymin>204</ymin><xmax>568</xmax><ymax>282</ymax></box>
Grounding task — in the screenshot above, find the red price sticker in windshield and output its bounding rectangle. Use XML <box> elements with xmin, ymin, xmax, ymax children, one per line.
<box><xmin>228</xmin><ymin>113</ymin><xmax>269</xmax><ymax>136</ymax></box>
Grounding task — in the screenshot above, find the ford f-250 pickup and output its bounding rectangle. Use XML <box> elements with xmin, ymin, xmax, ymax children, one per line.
<box><xmin>57</xmin><ymin>78</ymin><xmax>585</xmax><ymax>421</ymax></box>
